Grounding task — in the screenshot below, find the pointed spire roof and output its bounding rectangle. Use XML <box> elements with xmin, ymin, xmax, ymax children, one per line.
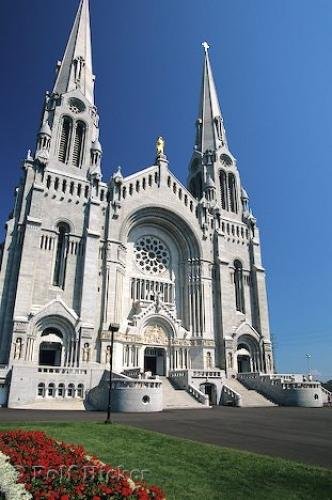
<box><xmin>53</xmin><ymin>0</ymin><xmax>94</xmax><ymax>103</ymax></box>
<box><xmin>196</xmin><ymin>42</ymin><xmax>227</xmax><ymax>153</ymax></box>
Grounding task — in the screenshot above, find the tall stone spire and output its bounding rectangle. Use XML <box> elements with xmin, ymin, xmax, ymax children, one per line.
<box><xmin>53</xmin><ymin>0</ymin><xmax>94</xmax><ymax>104</ymax></box>
<box><xmin>188</xmin><ymin>43</ymin><xmax>238</xmax><ymax>204</ymax></box>
<box><xmin>195</xmin><ymin>42</ymin><xmax>227</xmax><ymax>153</ymax></box>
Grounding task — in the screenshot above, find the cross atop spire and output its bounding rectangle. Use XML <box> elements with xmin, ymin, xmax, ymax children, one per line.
<box><xmin>202</xmin><ymin>41</ymin><xmax>210</xmax><ymax>53</ymax></box>
<box><xmin>53</xmin><ymin>0</ymin><xmax>94</xmax><ymax>103</ymax></box>
<box><xmin>195</xmin><ymin>42</ymin><xmax>227</xmax><ymax>153</ymax></box>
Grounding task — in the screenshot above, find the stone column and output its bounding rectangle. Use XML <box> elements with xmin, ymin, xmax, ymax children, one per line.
<box><xmin>80</xmin><ymin>198</ymin><xmax>101</xmax><ymax>332</ymax></box>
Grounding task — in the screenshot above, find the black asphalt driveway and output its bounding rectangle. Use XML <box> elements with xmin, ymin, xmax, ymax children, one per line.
<box><xmin>0</xmin><ymin>406</ymin><xmax>331</xmax><ymax>469</ymax></box>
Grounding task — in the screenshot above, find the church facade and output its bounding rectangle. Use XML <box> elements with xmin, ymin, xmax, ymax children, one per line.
<box><xmin>0</xmin><ymin>0</ymin><xmax>275</xmax><ymax>409</ymax></box>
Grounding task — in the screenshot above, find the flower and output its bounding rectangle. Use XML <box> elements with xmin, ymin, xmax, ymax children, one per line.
<box><xmin>0</xmin><ymin>430</ymin><xmax>165</xmax><ymax>500</ymax></box>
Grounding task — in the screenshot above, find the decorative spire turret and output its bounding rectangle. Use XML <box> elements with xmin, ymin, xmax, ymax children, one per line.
<box><xmin>188</xmin><ymin>43</ymin><xmax>231</xmax><ymax>201</ymax></box>
<box><xmin>31</xmin><ymin>0</ymin><xmax>103</xmax><ymax>178</ymax></box>
<box><xmin>188</xmin><ymin>43</ymin><xmax>247</xmax><ymax>223</ymax></box>
<box><xmin>53</xmin><ymin>0</ymin><xmax>94</xmax><ymax>104</ymax></box>
<box><xmin>195</xmin><ymin>42</ymin><xmax>227</xmax><ymax>154</ymax></box>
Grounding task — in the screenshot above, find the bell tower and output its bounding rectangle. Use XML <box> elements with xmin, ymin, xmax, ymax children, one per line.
<box><xmin>0</xmin><ymin>0</ymin><xmax>105</xmax><ymax>364</ymax></box>
<box><xmin>188</xmin><ymin>43</ymin><xmax>248</xmax><ymax>223</ymax></box>
<box><xmin>35</xmin><ymin>0</ymin><xmax>102</xmax><ymax>180</ymax></box>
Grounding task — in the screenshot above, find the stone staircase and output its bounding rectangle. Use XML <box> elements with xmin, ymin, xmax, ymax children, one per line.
<box><xmin>161</xmin><ymin>377</ymin><xmax>208</xmax><ymax>410</ymax></box>
<box><xmin>223</xmin><ymin>378</ymin><xmax>277</xmax><ymax>407</ymax></box>
<box><xmin>17</xmin><ymin>399</ymin><xmax>86</xmax><ymax>410</ymax></box>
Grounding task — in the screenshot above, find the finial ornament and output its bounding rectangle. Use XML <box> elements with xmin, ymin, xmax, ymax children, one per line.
<box><xmin>202</xmin><ymin>41</ymin><xmax>210</xmax><ymax>53</ymax></box>
<box><xmin>156</xmin><ymin>136</ymin><xmax>165</xmax><ymax>156</ymax></box>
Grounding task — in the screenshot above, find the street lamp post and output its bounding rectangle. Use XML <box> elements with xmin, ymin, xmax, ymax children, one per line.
<box><xmin>305</xmin><ymin>353</ymin><xmax>312</xmax><ymax>377</ymax></box>
<box><xmin>105</xmin><ymin>322</ymin><xmax>120</xmax><ymax>424</ymax></box>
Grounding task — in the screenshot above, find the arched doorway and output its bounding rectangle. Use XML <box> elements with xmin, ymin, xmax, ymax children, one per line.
<box><xmin>236</xmin><ymin>335</ymin><xmax>262</xmax><ymax>373</ymax></box>
<box><xmin>144</xmin><ymin>347</ymin><xmax>166</xmax><ymax>376</ymax></box>
<box><xmin>237</xmin><ymin>348</ymin><xmax>252</xmax><ymax>373</ymax></box>
<box><xmin>200</xmin><ymin>383</ymin><xmax>218</xmax><ymax>405</ymax></box>
<box><xmin>39</xmin><ymin>328</ymin><xmax>63</xmax><ymax>367</ymax></box>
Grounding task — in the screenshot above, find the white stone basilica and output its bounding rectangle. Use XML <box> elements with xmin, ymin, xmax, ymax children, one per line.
<box><xmin>1</xmin><ymin>0</ymin><xmax>304</xmax><ymax>411</ymax></box>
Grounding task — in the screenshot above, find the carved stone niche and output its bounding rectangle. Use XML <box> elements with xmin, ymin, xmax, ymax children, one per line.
<box><xmin>80</xmin><ymin>327</ymin><xmax>94</xmax><ymax>339</ymax></box>
<box><xmin>224</xmin><ymin>338</ymin><xmax>235</xmax><ymax>350</ymax></box>
<box><xmin>143</xmin><ymin>324</ymin><xmax>169</xmax><ymax>346</ymax></box>
<box><xmin>13</xmin><ymin>321</ymin><xmax>28</xmax><ymax>334</ymax></box>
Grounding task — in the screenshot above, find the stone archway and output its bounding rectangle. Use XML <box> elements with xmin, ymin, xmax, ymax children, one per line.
<box><xmin>237</xmin><ymin>347</ymin><xmax>251</xmax><ymax>373</ymax></box>
<box><xmin>32</xmin><ymin>314</ymin><xmax>77</xmax><ymax>367</ymax></box>
<box><xmin>38</xmin><ymin>328</ymin><xmax>63</xmax><ymax>366</ymax></box>
<box><xmin>141</xmin><ymin>318</ymin><xmax>174</xmax><ymax>375</ymax></box>
<box><xmin>236</xmin><ymin>335</ymin><xmax>261</xmax><ymax>373</ymax></box>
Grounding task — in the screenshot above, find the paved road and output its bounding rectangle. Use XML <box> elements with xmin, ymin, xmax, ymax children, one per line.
<box><xmin>0</xmin><ymin>406</ymin><xmax>331</xmax><ymax>469</ymax></box>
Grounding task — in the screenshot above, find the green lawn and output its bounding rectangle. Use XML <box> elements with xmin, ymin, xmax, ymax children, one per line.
<box><xmin>0</xmin><ymin>422</ymin><xmax>331</xmax><ymax>500</ymax></box>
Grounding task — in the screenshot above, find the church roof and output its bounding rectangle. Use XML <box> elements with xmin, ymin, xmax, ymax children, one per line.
<box><xmin>53</xmin><ymin>0</ymin><xmax>94</xmax><ymax>104</ymax></box>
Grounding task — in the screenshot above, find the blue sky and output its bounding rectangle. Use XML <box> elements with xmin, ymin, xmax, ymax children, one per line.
<box><xmin>0</xmin><ymin>0</ymin><xmax>331</xmax><ymax>379</ymax></box>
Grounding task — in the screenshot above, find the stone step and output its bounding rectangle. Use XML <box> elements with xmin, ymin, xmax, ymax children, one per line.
<box><xmin>160</xmin><ymin>377</ymin><xmax>206</xmax><ymax>410</ymax></box>
<box><xmin>17</xmin><ymin>399</ymin><xmax>86</xmax><ymax>410</ymax></box>
<box><xmin>224</xmin><ymin>378</ymin><xmax>277</xmax><ymax>407</ymax></box>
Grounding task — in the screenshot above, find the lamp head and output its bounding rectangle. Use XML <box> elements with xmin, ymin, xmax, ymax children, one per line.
<box><xmin>109</xmin><ymin>322</ymin><xmax>120</xmax><ymax>333</ymax></box>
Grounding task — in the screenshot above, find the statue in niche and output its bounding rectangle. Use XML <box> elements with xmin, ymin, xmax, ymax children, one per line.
<box><xmin>266</xmin><ymin>354</ymin><xmax>272</xmax><ymax>372</ymax></box>
<box><xmin>74</xmin><ymin>56</ymin><xmax>85</xmax><ymax>84</ymax></box>
<box><xmin>228</xmin><ymin>352</ymin><xmax>233</xmax><ymax>369</ymax></box>
<box><xmin>14</xmin><ymin>338</ymin><xmax>22</xmax><ymax>360</ymax></box>
<box><xmin>105</xmin><ymin>345</ymin><xmax>112</xmax><ymax>364</ymax></box>
<box><xmin>206</xmin><ymin>351</ymin><xmax>212</xmax><ymax>369</ymax></box>
<box><xmin>82</xmin><ymin>343</ymin><xmax>90</xmax><ymax>362</ymax></box>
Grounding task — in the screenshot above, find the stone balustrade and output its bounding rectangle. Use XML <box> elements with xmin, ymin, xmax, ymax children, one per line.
<box><xmin>38</xmin><ymin>366</ymin><xmax>88</xmax><ymax>375</ymax></box>
<box><xmin>238</xmin><ymin>372</ymin><xmax>324</xmax><ymax>407</ymax></box>
<box><xmin>187</xmin><ymin>384</ymin><xmax>209</xmax><ymax>406</ymax></box>
<box><xmin>110</xmin><ymin>379</ymin><xmax>162</xmax><ymax>390</ymax></box>
<box><xmin>221</xmin><ymin>384</ymin><xmax>241</xmax><ymax>406</ymax></box>
<box><xmin>192</xmin><ymin>370</ymin><xmax>222</xmax><ymax>378</ymax></box>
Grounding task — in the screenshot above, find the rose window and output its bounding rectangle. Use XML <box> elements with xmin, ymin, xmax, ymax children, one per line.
<box><xmin>68</xmin><ymin>97</ymin><xmax>86</xmax><ymax>114</ymax></box>
<box><xmin>134</xmin><ymin>236</ymin><xmax>170</xmax><ymax>275</ymax></box>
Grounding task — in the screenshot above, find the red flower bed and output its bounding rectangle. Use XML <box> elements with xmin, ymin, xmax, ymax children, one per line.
<box><xmin>0</xmin><ymin>430</ymin><xmax>165</xmax><ymax>500</ymax></box>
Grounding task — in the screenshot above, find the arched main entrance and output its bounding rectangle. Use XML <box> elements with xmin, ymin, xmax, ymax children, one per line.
<box><xmin>38</xmin><ymin>328</ymin><xmax>63</xmax><ymax>367</ymax></box>
<box><xmin>144</xmin><ymin>347</ymin><xmax>166</xmax><ymax>376</ymax></box>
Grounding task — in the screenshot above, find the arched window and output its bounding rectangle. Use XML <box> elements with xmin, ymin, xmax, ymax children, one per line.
<box><xmin>53</xmin><ymin>222</ymin><xmax>70</xmax><ymax>288</ymax></box>
<box><xmin>72</xmin><ymin>121</ymin><xmax>85</xmax><ymax>167</ymax></box>
<box><xmin>47</xmin><ymin>383</ymin><xmax>56</xmax><ymax>397</ymax></box>
<box><xmin>228</xmin><ymin>173</ymin><xmax>238</xmax><ymax>213</ymax></box>
<box><xmin>58</xmin><ymin>116</ymin><xmax>71</xmax><ymax>163</ymax></box>
<box><xmin>195</xmin><ymin>174</ymin><xmax>202</xmax><ymax>199</ymax></box>
<box><xmin>37</xmin><ymin>383</ymin><xmax>45</xmax><ymax>397</ymax></box>
<box><xmin>234</xmin><ymin>260</ymin><xmax>245</xmax><ymax>313</ymax></box>
<box><xmin>77</xmin><ymin>384</ymin><xmax>84</xmax><ymax>398</ymax></box>
<box><xmin>189</xmin><ymin>174</ymin><xmax>202</xmax><ymax>199</ymax></box>
<box><xmin>58</xmin><ymin>383</ymin><xmax>65</xmax><ymax>398</ymax></box>
<box><xmin>219</xmin><ymin>170</ymin><xmax>228</xmax><ymax>210</ymax></box>
<box><xmin>67</xmin><ymin>383</ymin><xmax>75</xmax><ymax>398</ymax></box>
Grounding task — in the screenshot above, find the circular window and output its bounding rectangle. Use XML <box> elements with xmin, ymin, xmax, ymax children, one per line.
<box><xmin>134</xmin><ymin>236</ymin><xmax>170</xmax><ymax>275</ymax></box>
<box><xmin>142</xmin><ymin>395</ymin><xmax>150</xmax><ymax>404</ymax></box>
<box><xmin>220</xmin><ymin>153</ymin><xmax>233</xmax><ymax>167</ymax></box>
<box><xmin>68</xmin><ymin>97</ymin><xmax>86</xmax><ymax>114</ymax></box>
